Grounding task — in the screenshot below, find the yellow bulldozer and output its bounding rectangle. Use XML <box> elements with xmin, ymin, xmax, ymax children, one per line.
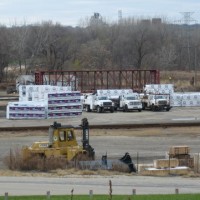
<box><xmin>22</xmin><ymin>118</ymin><xmax>95</xmax><ymax>161</ymax></box>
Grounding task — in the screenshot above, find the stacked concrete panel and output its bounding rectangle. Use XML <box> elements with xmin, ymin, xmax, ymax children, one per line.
<box><xmin>6</xmin><ymin>101</ymin><xmax>46</xmax><ymax>119</ymax></box>
<box><xmin>46</xmin><ymin>91</ymin><xmax>82</xmax><ymax>119</ymax></box>
<box><xmin>144</xmin><ymin>84</ymin><xmax>174</xmax><ymax>94</ymax></box>
<box><xmin>8</xmin><ymin>85</ymin><xmax>82</xmax><ymax>119</ymax></box>
<box><xmin>170</xmin><ymin>92</ymin><xmax>200</xmax><ymax>107</ymax></box>
<box><xmin>97</xmin><ymin>89</ymin><xmax>133</xmax><ymax>99</ymax></box>
<box><xmin>18</xmin><ymin>85</ymin><xmax>71</xmax><ymax>102</ymax></box>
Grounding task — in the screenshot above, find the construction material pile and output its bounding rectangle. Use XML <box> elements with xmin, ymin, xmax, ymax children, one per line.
<box><xmin>7</xmin><ymin>85</ymin><xmax>82</xmax><ymax>119</ymax></box>
<box><xmin>168</xmin><ymin>146</ymin><xmax>194</xmax><ymax>169</ymax></box>
<box><xmin>144</xmin><ymin>84</ymin><xmax>174</xmax><ymax>94</ymax></box>
<box><xmin>139</xmin><ymin>146</ymin><xmax>194</xmax><ymax>176</ymax></box>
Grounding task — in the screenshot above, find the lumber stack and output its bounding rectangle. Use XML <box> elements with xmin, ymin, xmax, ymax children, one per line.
<box><xmin>168</xmin><ymin>146</ymin><xmax>194</xmax><ymax>168</ymax></box>
<box><xmin>153</xmin><ymin>159</ymin><xmax>179</xmax><ymax>169</ymax></box>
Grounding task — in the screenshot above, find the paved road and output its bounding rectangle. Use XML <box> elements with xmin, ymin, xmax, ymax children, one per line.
<box><xmin>0</xmin><ymin>176</ymin><xmax>200</xmax><ymax>196</ymax></box>
<box><xmin>1</xmin><ymin>107</ymin><xmax>200</xmax><ymax>128</ymax></box>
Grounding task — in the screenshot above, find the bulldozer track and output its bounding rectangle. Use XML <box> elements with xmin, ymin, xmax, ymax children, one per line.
<box><xmin>0</xmin><ymin>121</ymin><xmax>200</xmax><ymax>131</ymax></box>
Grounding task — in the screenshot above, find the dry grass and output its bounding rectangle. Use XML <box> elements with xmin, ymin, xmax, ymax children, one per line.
<box><xmin>3</xmin><ymin>147</ymin><xmax>132</xmax><ymax>176</ymax></box>
<box><xmin>161</xmin><ymin>70</ymin><xmax>200</xmax><ymax>92</ymax></box>
<box><xmin>182</xmin><ymin>171</ymin><xmax>200</xmax><ymax>178</ymax></box>
<box><xmin>1</xmin><ymin>126</ymin><xmax>200</xmax><ymax>138</ymax></box>
<box><xmin>3</xmin><ymin>148</ymin><xmax>69</xmax><ymax>171</ymax></box>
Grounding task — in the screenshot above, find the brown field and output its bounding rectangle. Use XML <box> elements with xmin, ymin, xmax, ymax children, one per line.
<box><xmin>160</xmin><ymin>70</ymin><xmax>200</xmax><ymax>91</ymax></box>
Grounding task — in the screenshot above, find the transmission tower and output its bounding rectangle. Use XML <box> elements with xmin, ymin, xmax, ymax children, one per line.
<box><xmin>178</xmin><ymin>12</ymin><xmax>197</xmax><ymax>71</ymax></box>
<box><xmin>118</xmin><ymin>10</ymin><xmax>122</xmax><ymax>23</ymax></box>
<box><xmin>180</xmin><ymin>12</ymin><xmax>195</xmax><ymax>24</ymax></box>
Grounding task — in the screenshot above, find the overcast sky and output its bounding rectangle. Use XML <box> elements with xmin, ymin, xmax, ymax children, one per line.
<box><xmin>0</xmin><ymin>0</ymin><xmax>200</xmax><ymax>27</ymax></box>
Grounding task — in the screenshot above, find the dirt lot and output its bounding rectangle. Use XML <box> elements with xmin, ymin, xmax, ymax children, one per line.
<box><xmin>0</xmin><ymin>126</ymin><xmax>200</xmax><ymax>176</ymax></box>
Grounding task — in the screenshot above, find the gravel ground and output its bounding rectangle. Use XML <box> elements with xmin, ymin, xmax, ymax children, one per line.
<box><xmin>0</xmin><ymin>127</ymin><xmax>200</xmax><ymax>169</ymax></box>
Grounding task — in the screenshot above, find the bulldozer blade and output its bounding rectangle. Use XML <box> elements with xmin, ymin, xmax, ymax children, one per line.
<box><xmin>78</xmin><ymin>153</ymin><xmax>136</xmax><ymax>173</ymax></box>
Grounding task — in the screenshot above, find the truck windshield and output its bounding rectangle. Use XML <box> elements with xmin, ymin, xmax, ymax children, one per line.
<box><xmin>98</xmin><ymin>96</ymin><xmax>108</xmax><ymax>100</ymax></box>
<box><xmin>155</xmin><ymin>95</ymin><xmax>167</xmax><ymax>99</ymax></box>
<box><xmin>126</xmin><ymin>96</ymin><xmax>137</xmax><ymax>100</ymax></box>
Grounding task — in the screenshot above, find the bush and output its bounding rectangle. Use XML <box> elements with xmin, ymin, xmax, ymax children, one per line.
<box><xmin>4</xmin><ymin>148</ymin><xmax>69</xmax><ymax>171</ymax></box>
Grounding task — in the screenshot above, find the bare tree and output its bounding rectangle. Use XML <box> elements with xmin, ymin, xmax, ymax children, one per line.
<box><xmin>0</xmin><ymin>26</ymin><xmax>10</xmax><ymax>82</ymax></box>
<box><xmin>78</xmin><ymin>39</ymin><xmax>111</xmax><ymax>69</ymax></box>
<box><xmin>132</xmin><ymin>23</ymin><xmax>153</xmax><ymax>69</ymax></box>
<box><xmin>10</xmin><ymin>24</ymin><xmax>29</xmax><ymax>74</ymax></box>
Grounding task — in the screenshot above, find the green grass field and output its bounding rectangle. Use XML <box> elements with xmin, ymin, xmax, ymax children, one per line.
<box><xmin>1</xmin><ymin>194</ymin><xmax>200</xmax><ymax>200</ymax></box>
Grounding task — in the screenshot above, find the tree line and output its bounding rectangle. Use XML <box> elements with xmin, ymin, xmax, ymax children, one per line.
<box><xmin>0</xmin><ymin>16</ymin><xmax>200</xmax><ymax>82</ymax></box>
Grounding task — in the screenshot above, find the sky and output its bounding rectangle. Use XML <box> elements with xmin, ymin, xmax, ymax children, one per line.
<box><xmin>0</xmin><ymin>0</ymin><xmax>200</xmax><ymax>27</ymax></box>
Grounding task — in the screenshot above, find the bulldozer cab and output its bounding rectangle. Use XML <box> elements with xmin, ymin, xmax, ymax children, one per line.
<box><xmin>49</xmin><ymin>122</ymin><xmax>78</xmax><ymax>148</ymax></box>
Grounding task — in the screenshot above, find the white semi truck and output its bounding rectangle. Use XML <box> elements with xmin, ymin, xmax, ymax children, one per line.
<box><xmin>83</xmin><ymin>92</ymin><xmax>114</xmax><ymax>113</ymax></box>
<box><xmin>141</xmin><ymin>93</ymin><xmax>171</xmax><ymax>111</ymax></box>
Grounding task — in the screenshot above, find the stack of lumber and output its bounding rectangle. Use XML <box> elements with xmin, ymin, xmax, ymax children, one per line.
<box><xmin>153</xmin><ymin>159</ymin><xmax>178</xmax><ymax>169</ymax></box>
<box><xmin>168</xmin><ymin>146</ymin><xmax>194</xmax><ymax>168</ymax></box>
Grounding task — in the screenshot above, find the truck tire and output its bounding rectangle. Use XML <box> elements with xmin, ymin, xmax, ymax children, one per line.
<box><xmin>124</xmin><ymin>105</ymin><xmax>128</xmax><ymax>112</ymax></box>
<box><xmin>97</xmin><ymin>106</ymin><xmax>102</xmax><ymax>113</ymax></box>
<box><xmin>110</xmin><ymin>107</ymin><xmax>114</xmax><ymax>113</ymax></box>
<box><xmin>151</xmin><ymin>105</ymin><xmax>155</xmax><ymax>111</ymax></box>
<box><xmin>138</xmin><ymin>109</ymin><xmax>142</xmax><ymax>112</ymax></box>
<box><xmin>142</xmin><ymin>103</ymin><xmax>145</xmax><ymax>110</ymax></box>
<box><xmin>166</xmin><ymin>107</ymin><xmax>170</xmax><ymax>111</ymax></box>
<box><xmin>86</xmin><ymin>105</ymin><xmax>91</xmax><ymax>112</ymax></box>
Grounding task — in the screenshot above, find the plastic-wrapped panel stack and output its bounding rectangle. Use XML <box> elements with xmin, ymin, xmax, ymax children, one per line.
<box><xmin>7</xmin><ymin>101</ymin><xmax>46</xmax><ymax>119</ymax></box>
<box><xmin>46</xmin><ymin>91</ymin><xmax>82</xmax><ymax>119</ymax></box>
<box><xmin>144</xmin><ymin>84</ymin><xmax>174</xmax><ymax>94</ymax></box>
<box><xmin>170</xmin><ymin>93</ymin><xmax>182</xmax><ymax>107</ymax></box>
<box><xmin>7</xmin><ymin>85</ymin><xmax>82</xmax><ymax>119</ymax></box>
<box><xmin>97</xmin><ymin>89</ymin><xmax>133</xmax><ymax>99</ymax></box>
<box><xmin>38</xmin><ymin>85</ymin><xmax>71</xmax><ymax>100</ymax></box>
<box><xmin>18</xmin><ymin>85</ymin><xmax>71</xmax><ymax>102</ymax></box>
<box><xmin>170</xmin><ymin>93</ymin><xmax>200</xmax><ymax>107</ymax></box>
<box><xmin>18</xmin><ymin>85</ymin><xmax>39</xmax><ymax>101</ymax></box>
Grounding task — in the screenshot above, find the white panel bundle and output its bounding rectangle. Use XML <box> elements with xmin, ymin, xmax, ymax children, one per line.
<box><xmin>97</xmin><ymin>89</ymin><xmax>133</xmax><ymax>99</ymax></box>
<box><xmin>170</xmin><ymin>92</ymin><xmax>200</xmax><ymax>107</ymax></box>
<box><xmin>144</xmin><ymin>84</ymin><xmax>174</xmax><ymax>94</ymax></box>
<box><xmin>46</xmin><ymin>91</ymin><xmax>82</xmax><ymax>119</ymax></box>
<box><xmin>18</xmin><ymin>85</ymin><xmax>40</xmax><ymax>101</ymax></box>
<box><xmin>19</xmin><ymin>85</ymin><xmax>72</xmax><ymax>102</ymax></box>
<box><xmin>6</xmin><ymin>101</ymin><xmax>47</xmax><ymax>119</ymax></box>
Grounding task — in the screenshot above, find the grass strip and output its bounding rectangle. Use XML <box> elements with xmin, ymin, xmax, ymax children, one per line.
<box><xmin>1</xmin><ymin>194</ymin><xmax>200</xmax><ymax>200</ymax></box>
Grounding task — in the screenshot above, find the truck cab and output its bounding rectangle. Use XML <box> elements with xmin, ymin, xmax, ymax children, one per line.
<box><xmin>141</xmin><ymin>93</ymin><xmax>171</xmax><ymax>111</ymax></box>
<box><xmin>83</xmin><ymin>94</ymin><xmax>114</xmax><ymax>113</ymax></box>
<box><xmin>119</xmin><ymin>94</ymin><xmax>142</xmax><ymax>112</ymax></box>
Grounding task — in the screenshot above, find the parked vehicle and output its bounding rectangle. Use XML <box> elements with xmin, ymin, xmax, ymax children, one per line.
<box><xmin>83</xmin><ymin>92</ymin><xmax>114</xmax><ymax>113</ymax></box>
<box><xmin>141</xmin><ymin>93</ymin><xmax>171</xmax><ymax>111</ymax></box>
<box><xmin>22</xmin><ymin>118</ymin><xmax>95</xmax><ymax>161</ymax></box>
<box><xmin>119</xmin><ymin>93</ymin><xmax>142</xmax><ymax>112</ymax></box>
